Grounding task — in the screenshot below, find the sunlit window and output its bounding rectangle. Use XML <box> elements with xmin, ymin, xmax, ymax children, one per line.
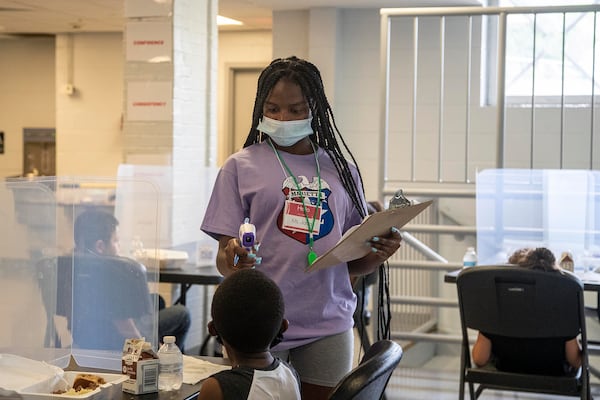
<box><xmin>491</xmin><ymin>0</ymin><xmax>600</xmax><ymax>104</ymax></box>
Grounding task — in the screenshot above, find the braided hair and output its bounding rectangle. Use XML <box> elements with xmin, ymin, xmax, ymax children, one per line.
<box><xmin>244</xmin><ymin>56</ymin><xmax>367</xmax><ymax>219</ymax></box>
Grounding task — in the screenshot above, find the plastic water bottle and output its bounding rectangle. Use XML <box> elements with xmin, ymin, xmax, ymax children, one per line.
<box><xmin>158</xmin><ymin>336</ymin><xmax>183</xmax><ymax>391</ymax></box>
<box><xmin>463</xmin><ymin>247</ymin><xmax>477</xmax><ymax>268</ymax></box>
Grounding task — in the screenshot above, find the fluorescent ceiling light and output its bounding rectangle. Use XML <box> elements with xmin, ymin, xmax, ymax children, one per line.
<box><xmin>217</xmin><ymin>15</ymin><xmax>243</xmax><ymax>26</ymax></box>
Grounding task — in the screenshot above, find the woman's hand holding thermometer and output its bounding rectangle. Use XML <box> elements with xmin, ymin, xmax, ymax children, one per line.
<box><xmin>239</xmin><ymin>218</ymin><xmax>256</xmax><ymax>250</ymax></box>
<box><xmin>233</xmin><ymin>218</ymin><xmax>261</xmax><ymax>268</ymax></box>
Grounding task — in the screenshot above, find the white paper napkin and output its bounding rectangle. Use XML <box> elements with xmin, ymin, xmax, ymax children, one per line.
<box><xmin>182</xmin><ymin>355</ymin><xmax>231</xmax><ymax>385</ymax></box>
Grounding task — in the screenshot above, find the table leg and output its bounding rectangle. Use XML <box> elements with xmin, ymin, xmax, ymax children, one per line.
<box><xmin>174</xmin><ymin>283</ymin><xmax>191</xmax><ymax>305</ymax></box>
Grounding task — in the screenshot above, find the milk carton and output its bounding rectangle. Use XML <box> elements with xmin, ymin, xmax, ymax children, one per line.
<box><xmin>559</xmin><ymin>251</ymin><xmax>574</xmax><ymax>272</ymax></box>
<box><xmin>122</xmin><ymin>338</ymin><xmax>159</xmax><ymax>394</ymax></box>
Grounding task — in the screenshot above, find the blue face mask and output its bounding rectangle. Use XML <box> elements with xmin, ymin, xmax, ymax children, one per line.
<box><xmin>257</xmin><ymin>114</ymin><xmax>313</xmax><ymax>147</ymax></box>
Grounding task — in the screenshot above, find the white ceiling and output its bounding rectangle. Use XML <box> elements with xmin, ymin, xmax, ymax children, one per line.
<box><xmin>0</xmin><ymin>0</ymin><xmax>481</xmax><ymax>35</ymax></box>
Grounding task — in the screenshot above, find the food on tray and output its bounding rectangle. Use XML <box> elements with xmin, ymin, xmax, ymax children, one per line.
<box><xmin>51</xmin><ymin>373</ymin><xmax>106</xmax><ymax>395</ymax></box>
<box><xmin>73</xmin><ymin>374</ymin><xmax>106</xmax><ymax>390</ymax></box>
<box><xmin>53</xmin><ymin>387</ymin><xmax>94</xmax><ymax>395</ymax></box>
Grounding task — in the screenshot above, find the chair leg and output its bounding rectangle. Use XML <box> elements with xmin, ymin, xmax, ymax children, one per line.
<box><xmin>460</xmin><ymin>380</ymin><xmax>476</xmax><ymax>400</ymax></box>
<box><xmin>459</xmin><ymin>343</ymin><xmax>471</xmax><ymax>400</ymax></box>
<box><xmin>589</xmin><ymin>364</ymin><xmax>600</xmax><ymax>380</ymax></box>
<box><xmin>199</xmin><ymin>334</ymin><xmax>212</xmax><ymax>356</ymax></box>
<box><xmin>474</xmin><ymin>384</ymin><xmax>483</xmax><ymax>399</ymax></box>
<box><xmin>199</xmin><ymin>334</ymin><xmax>222</xmax><ymax>356</ymax></box>
<box><xmin>585</xmin><ymin>370</ymin><xmax>592</xmax><ymax>400</ymax></box>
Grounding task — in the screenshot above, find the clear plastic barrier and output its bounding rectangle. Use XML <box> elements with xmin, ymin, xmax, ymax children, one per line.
<box><xmin>0</xmin><ymin>176</ymin><xmax>160</xmax><ymax>376</ymax></box>
<box><xmin>477</xmin><ymin>169</ymin><xmax>600</xmax><ymax>270</ymax></box>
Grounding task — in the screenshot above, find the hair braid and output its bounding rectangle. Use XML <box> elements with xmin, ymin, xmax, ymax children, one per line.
<box><xmin>245</xmin><ymin>56</ymin><xmax>367</xmax><ymax>218</ymax></box>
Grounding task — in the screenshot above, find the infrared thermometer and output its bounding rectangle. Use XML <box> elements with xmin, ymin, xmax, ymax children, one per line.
<box><xmin>239</xmin><ymin>218</ymin><xmax>256</xmax><ymax>250</ymax></box>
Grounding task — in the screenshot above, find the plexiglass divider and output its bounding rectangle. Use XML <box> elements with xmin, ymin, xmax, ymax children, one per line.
<box><xmin>477</xmin><ymin>169</ymin><xmax>600</xmax><ymax>271</ymax></box>
<box><xmin>0</xmin><ymin>176</ymin><xmax>161</xmax><ymax>374</ymax></box>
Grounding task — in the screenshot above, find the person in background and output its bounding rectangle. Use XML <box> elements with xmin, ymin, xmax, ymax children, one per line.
<box><xmin>198</xmin><ymin>269</ymin><xmax>301</xmax><ymax>400</ymax></box>
<box><xmin>201</xmin><ymin>56</ymin><xmax>403</xmax><ymax>399</ymax></box>
<box><xmin>507</xmin><ymin>247</ymin><xmax>533</xmax><ymax>266</ymax></box>
<box><xmin>74</xmin><ymin>209</ymin><xmax>191</xmax><ymax>351</ymax></box>
<box><xmin>471</xmin><ymin>247</ymin><xmax>582</xmax><ymax>374</ymax></box>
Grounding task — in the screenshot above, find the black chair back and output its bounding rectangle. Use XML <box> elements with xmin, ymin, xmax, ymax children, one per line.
<box><xmin>328</xmin><ymin>339</ymin><xmax>403</xmax><ymax>400</ymax></box>
<box><xmin>459</xmin><ymin>266</ymin><xmax>581</xmax><ymax>338</ymax></box>
<box><xmin>56</xmin><ymin>254</ymin><xmax>154</xmax><ymax>351</ymax></box>
<box><xmin>456</xmin><ymin>265</ymin><xmax>590</xmax><ymax>399</ymax></box>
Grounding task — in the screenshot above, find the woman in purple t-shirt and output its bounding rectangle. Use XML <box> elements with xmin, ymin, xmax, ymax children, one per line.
<box><xmin>201</xmin><ymin>56</ymin><xmax>402</xmax><ymax>400</ymax></box>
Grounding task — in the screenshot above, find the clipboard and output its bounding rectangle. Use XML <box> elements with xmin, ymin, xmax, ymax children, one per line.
<box><xmin>306</xmin><ymin>200</ymin><xmax>433</xmax><ymax>272</ymax></box>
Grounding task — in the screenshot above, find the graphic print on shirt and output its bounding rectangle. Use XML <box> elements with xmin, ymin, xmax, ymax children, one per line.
<box><xmin>277</xmin><ymin>175</ymin><xmax>333</xmax><ymax>244</ymax></box>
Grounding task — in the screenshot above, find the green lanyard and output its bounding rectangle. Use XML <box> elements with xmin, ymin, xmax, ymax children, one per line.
<box><xmin>268</xmin><ymin>139</ymin><xmax>322</xmax><ymax>266</ymax></box>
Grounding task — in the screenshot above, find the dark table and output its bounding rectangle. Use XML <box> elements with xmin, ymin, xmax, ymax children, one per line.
<box><xmin>159</xmin><ymin>264</ymin><xmax>223</xmax><ymax>306</ymax></box>
<box><xmin>159</xmin><ymin>264</ymin><xmax>224</xmax><ymax>356</ymax></box>
<box><xmin>121</xmin><ymin>383</ymin><xmax>202</xmax><ymax>400</ymax></box>
<box><xmin>67</xmin><ymin>355</ymin><xmax>228</xmax><ymax>400</ymax></box>
<box><xmin>444</xmin><ymin>267</ymin><xmax>600</xmax><ymax>291</ymax></box>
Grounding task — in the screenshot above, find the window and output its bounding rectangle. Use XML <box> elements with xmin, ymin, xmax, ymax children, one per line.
<box><xmin>488</xmin><ymin>0</ymin><xmax>600</xmax><ymax>105</ymax></box>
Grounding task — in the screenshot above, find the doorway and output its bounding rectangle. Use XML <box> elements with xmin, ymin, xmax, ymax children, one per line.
<box><xmin>225</xmin><ymin>65</ymin><xmax>263</xmax><ymax>161</ymax></box>
<box><xmin>23</xmin><ymin>128</ymin><xmax>56</xmax><ymax>176</ymax></box>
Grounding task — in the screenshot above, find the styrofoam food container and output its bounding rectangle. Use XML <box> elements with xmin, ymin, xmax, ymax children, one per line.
<box><xmin>18</xmin><ymin>371</ymin><xmax>127</xmax><ymax>400</ymax></box>
<box><xmin>0</xmin><ymin>354</ymin><xmax>63</xmax><ymax>392</ymax></box>
<box><xmin>0</xmin><ymin>354</ymin><xmax>127</xmax><ymax>399</ymax></box>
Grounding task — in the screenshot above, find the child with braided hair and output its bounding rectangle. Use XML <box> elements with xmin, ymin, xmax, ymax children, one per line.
<box><xmin>201</xmin><ymin>56</ymin><xmax>403</xmax><ymax>399</ymax></box>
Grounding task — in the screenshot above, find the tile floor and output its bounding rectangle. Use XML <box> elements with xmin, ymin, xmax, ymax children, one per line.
<box><xmin>350</xmin><ymin>331</ymin><xmax>600</xmax><ymax>399</ymax></box>
<box><xmin>384</xmin><ymin>350</ymin><xmax>600</xmax><ymax>399</ymax></box>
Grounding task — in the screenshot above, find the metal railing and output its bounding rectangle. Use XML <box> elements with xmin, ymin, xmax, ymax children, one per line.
<box><xmin>376</xmin><ymin>4</ymin><xmax>600</xmax><ymax>346</ymax></box>
<box><xmin>379</xmin><ymin>4</ymin><xmax>600</xmax><ymax>190</ymax></box>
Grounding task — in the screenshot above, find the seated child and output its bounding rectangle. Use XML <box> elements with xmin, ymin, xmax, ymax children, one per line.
<box><xmin>471</xmin><ymin>247</ymin><xmax>582</xmax><ymax>375</ymax></box>
<box><xmin>197</xmin><ymin>269</ymin><xmax>301</xmax><ymax>400</ymax></box>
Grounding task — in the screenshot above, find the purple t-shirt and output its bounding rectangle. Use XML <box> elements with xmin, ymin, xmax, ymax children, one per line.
<box><xmin>201</xmin><ymin>141</ymin><xmax>365</xmax><ymax>350</ymax></box>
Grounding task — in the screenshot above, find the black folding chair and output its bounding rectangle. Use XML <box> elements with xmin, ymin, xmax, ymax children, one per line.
<box><xmin>456</xmin><ymin>266</ymin><xmax>591</xmax><ymax>399</ymax></box>
<box><xmin>328</xmin><ymin>339</ymin><xmax>403</xmax><ymax>400</ymax></box>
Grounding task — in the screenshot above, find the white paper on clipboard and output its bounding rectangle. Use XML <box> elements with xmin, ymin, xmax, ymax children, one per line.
<box><xmin>306</xmin><ymin>200</ymin><xmax>433</xmax><ymax>272</ymax></box>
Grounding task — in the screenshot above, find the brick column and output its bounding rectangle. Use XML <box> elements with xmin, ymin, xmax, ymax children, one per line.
<box><xmin>123</xmin><ymin>0</ymin><xmax>218</xmax><ymax>246</ymax></box>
